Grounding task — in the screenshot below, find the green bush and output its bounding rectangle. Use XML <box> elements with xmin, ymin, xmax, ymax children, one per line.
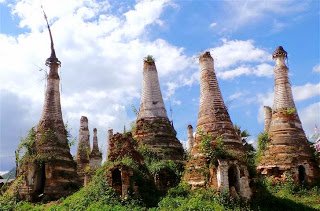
<box><xmin>255</xmin><ymin>132</ymin><xmax>269</xmax><ymax>164</ymax></box>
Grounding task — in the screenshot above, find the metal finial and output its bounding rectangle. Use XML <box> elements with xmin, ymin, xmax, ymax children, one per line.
<box><xmin>41</xmin><ymin>5</ymin><xmax>61</xmax><ymax>66</ymax></box>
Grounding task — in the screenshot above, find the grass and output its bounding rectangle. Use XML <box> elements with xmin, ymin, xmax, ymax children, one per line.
<box><xmin>2</xmin><ymin>175</ymin><xmax>320</xmax><ymax>211</ymax></box>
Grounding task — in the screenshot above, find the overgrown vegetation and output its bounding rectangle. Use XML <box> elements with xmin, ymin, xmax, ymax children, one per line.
<box><xmin>255</xmin><ymin>132</ymin><xmax>269</xmax><ymax>164</ymax></box>
<box><xmin>144</xmin><ymin>55</ymin><xmax>155</xmax><ymax>63</ymax></box>
<box><xmin>284</xmin><ymin>107</ymin><xmax>296</xmax><ymax>115</ymax></box>
<box><xmin>198</xmin><ymin>130</ymin><xmax>234</xmax><ymax>165</ymax></box>
<box><xmin>2</xmin><ymin>172</ymin><xmax>320</xmax><ymax>210</ymax></box>
<box><xmin>2</xmin><ymin>128</ymin><xmax>320</xmax><ymax>210</ymax></box>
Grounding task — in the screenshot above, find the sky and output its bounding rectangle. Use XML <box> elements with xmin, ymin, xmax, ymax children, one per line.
<box><xmin>0</xmin><ymin>0</ymin><xmax>319</xmax><ymax>173</ymax></box>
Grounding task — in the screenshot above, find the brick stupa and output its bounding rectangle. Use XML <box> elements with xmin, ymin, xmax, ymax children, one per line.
<box><xmin>133</xmin><ymin>56</ymin><xmax>184</xmax><ymax>161</ymax></box>
<box><xmin>89</xmin><ymin>128</ymin><xmax>102</xmax><ymax>170</ymax></box>
<box><xmin>18</xmin><ymin>10</ymin><xmax>79</xmax><ymax>201</ymax></box>
<box><xmin>76</xmin><ymin>116</ymin><xmax>91</xmax><ymax>184</ymax></box>
<box><xmin>184</xmin><ymin>52</ymin><xmax>251</xmax><ymax>199</ymax></box>
<box><xmin>257</xmin><ymin>46</ymin><xmax>320</xmax><ymax>184</ymax></box>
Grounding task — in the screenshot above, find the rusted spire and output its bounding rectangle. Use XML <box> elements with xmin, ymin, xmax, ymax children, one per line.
<box><xmin>42</xmin><ymin>6</ymin><xmax>61</xmax><ymax>66</ymax></box>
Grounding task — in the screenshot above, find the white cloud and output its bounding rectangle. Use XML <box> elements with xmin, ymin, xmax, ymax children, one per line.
<box><xmin>212</xmin><ymin>39</ymin><xmax>271</xmax><ymax>69</ymax></box>
<box><xmin>0</xmin><ymin>171</ymin><xmax>8</xmax><ymax>176</ymax></box>
<box><xmin>223</xmin><ymin>0</ymin><xmax>309</xmax><ymax>30</ymax></box>
<box><xmin>299</xmin><ymin>102</ymin><xmax>320</xmax><ymax>136</ymax></box>
<box><xmin>228</xmin><ymin>91</ymin><xmax>246</xmax><ymax>101</ymax></box>
<box><xmin>292</xmin><ymin>83</ymin><xmax>320</xmax><ymax>101</ymax></box>
<box><xmin>210</xmin><ymin>22</ymin><xmax>217</xmax><ymax>28</ymax></box>
<box><xmin>313</xmin><ymin>64</ymin><xmax>320</xmax><ymax>73</ymax></box>
<box><xmin>217</xmin><ymin>63</ymin><xmax>273</xmax><ymax>80</ymax></box>
<box><xmin>257</xmin><ymin>91</ymin><xmax>274</xmax><ymax>123</ymax></box>
<box><xmin>0</xmin><ymin>0</ymin><xmax>191</xmax><ymax>169</ymax></box>
<box><xmin>271</xmin><ymin>19</ymin><xmax>286</xmax><ymax>33</ymax></box>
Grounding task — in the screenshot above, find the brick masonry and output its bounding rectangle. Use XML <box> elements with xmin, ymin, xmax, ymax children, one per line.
<box><xmin>183</xmin><ymin>52</ymin><xmax>252</xmax><ymax>199</ymax></box>
<box><xmin>257</xmin><ymin>46</ymin><xmax>320</xmax><ymax>184</ymax></box>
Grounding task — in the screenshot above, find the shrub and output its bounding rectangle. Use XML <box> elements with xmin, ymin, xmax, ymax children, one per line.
<box><xmin>255</xmin><ymin>132</ymin><xmax>269</xmax><ymax>164</ymax></box>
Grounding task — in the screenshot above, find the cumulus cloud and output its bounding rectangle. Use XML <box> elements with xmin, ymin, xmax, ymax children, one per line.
<box><xmin>292</xmin><ymin>83</ymin><xmax>320</xmax><ymax>101</ymax></box>
<box><xmin>0</xmin><ymin>0</ymin><xmax>191</xmax><ymax>170</ymax></box>
<box><xmin>205</xmin><ymin>39</ymin><xmax>273</xmax><ymax>80</ymax></box>
<box><xmin>299</xmin><ymin>102</ymin><xmax>320</xmax><ymax>136</ymax></box>
<box><xmin>212</xmin><ymin>39</ymin><xmax>271</xmax><ymax>69</ymax></box>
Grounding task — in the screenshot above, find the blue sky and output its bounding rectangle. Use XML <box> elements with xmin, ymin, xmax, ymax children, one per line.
<box><xmin>0</xmin><ymin>0</ymin><xmax>319</xmax><ymax>173</ymax></box>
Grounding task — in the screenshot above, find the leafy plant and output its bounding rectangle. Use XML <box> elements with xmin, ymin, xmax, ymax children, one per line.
<box><xmin>198</xmin><ymin>130</ymin><xmax>232</xmax><ymax>165</ymax></box>
<box><xmin>144</xmin><ymin>55</ymin><xmax>155</xmax><ymax>63</ymax></box>
<box><xmin>284</xmin><ymin>107</ymin><xmax>296</xmax><ymax>115</ymax></box>
<box><xmin>255</xmin><ymin>132</ymin><xmax>269</xmax><ymax>164</ymax></box>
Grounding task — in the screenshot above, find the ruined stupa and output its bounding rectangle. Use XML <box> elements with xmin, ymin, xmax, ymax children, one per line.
<box><xmin>18</xmin><ymin>11</ymin><xmax>79</xmax><ymax>201</ymax></box>
<box><xmin>257</xmin><ymin>46</ymin><xmax>320</xmax><ymax>184</ymax></box>
<box><xmin>89</xmin><ymin>128</ymin><xmax>102</xmax><ymax>170</ymax></box>
<box><xmin>184</xmin><ymin>51</ymin><xmax>251</xmax><ymax>199</ymax></box>
<box><xmin>76</xmin><ymin>116</ymin><xmax>91</xmax><ymax>184</ymax></box>
<box><xmin>187</xmin><ymin>125</ymin><xmax>194</xmax><ymax>153</ymax></box>
<box><xmin>106</xmin><ymin>132</ymin><xmax>145</xmax><ymax>198</ymax></box>
<box><xmin>133</xmin><ymin>56</ymin><xmax>184</xmax><ymax>161</ymax></box>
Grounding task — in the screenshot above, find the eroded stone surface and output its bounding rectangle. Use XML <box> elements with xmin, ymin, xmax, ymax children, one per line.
<box><xmin>184</xmin><ymin>51</ymin><xmax>252</xmax><ymax>199</ymax></box>
<box><xmin>89</xmin><ymin>128</ymin><xmax>102</xmax><ymax>170</ymax></box>
<box><xmin>187</xmin><ymin>125</ymin><xmax>194</xmax><ymax>152</ymax></box>
<box><xmin>18</xmin><ymin>26</ymin><xmax>79</xmax><ymax>201</ymax></box>
<box><xmin>106</xmin><ymin>132</ymin><xmax>145</xmax><ymax>198</ymax></box>
<box><xmin>257</xmin><ymin>46</ymin><xmax>320</xmax><ymax>185</ymax></box>
<box><xmin>133</xmin><ymin>59</ymin><xmax>184</xmax><ymax>162</ymax></box>
<box><xmin>76</xmin><ymin>116</ymin><xmax>90</xmax><ymax>185</ymax></box>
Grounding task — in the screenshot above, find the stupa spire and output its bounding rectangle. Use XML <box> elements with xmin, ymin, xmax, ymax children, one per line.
<box><xmin>89</xmin><ymin>128</ymin><xmax>102</xmax><ymax>170</ymax></box>
<box><xmin>272</xmin><ymin>46</ymin><xmax>295</xmax><ymax>111</ymax></box>
<box><xmin>42</xmin><ymin>6</ymin><xmax>60</xmax><ymax>66</ymax></box>
<box><xmin>137</xmin><ymin>56</ymin><xmax>167</xmax><ymax>119</ymax></box>
<box><xmin>17</xmin><ymin>9</ymin><xmax>79</xmax><ymax>201</ymax></box>
<box><xmin>184</xmin><ymin>51</ymin><xmax>251</xmax><ymax>199</ymax></box>
<box><xmin>257</xmin><ymin>46</ymin><xmax>320</xmax><ymax>185</ymax></box>
<box><xmin>76</xmin><ymin>116</ymin><xmax>91</xmax><ymax>184</ymax></box>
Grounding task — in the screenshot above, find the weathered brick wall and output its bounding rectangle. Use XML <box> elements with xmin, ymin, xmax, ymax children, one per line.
<box><xmin>19</xmin><ymin>60</ymin><xmax>80</xmax><ymax>202</ymax></box>
<box><xmin>257</xmin><ymin>46</ymin><xmax>320</xmax><ymax>184</ymax></box>
<box><xmin>273</xmin><ymin>56</ymin><xmax>296</xmax><ymax>111</ymax></box>
<box><xmin>134</xmin><ymin>59</ymin><xmax>184</xmax><ymax>162</ymax></box>
<box><xmin>263</xmin><ymin>106</ymin><xmax>272</xmax><ymax>132</ymax></box>
<box><xmin>89</xmin><ymin>128</ymin><xmax>102</xmax><ymax>170</ymax></box>
<box><xmin>76</xmin><ymin>116</ymin><xmax>91</xmax><ymax>184</ymax></box>
<box><xmin>138</xmin><ymin>61</ymin><xmax>167</xmax><ymax>119</ymax></box>
<box><xmin>184</xmin><ymin>52</ymin><xmax>251</xmax><ymax>199</ymax></box>
<box><xmin>187</xmin><ymin>125</ymin><xmax>194</xmax><ymax>152</ymax></box>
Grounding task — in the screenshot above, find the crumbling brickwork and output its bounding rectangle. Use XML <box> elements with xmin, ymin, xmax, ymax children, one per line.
<box><xmin>76</xmin><ymin>116</ymin><xmax>90</xmax><ymax>184</ymax></box>
<box><xmin>257</xmin><ymin>46</ymin><xmax>320</xmax><ymax>184</ymax></box>
<box><xmin>184</xmin><ymin>52</ymin><xmax>252</xmax><ymax>199</ymax></box>
<box><xmin>18</xmin><ymin>18</ymin><xmax>79</xmax><ymax>201</ymax></box>
<box><xmin>187</xmin><ymin>125</ymin><xmax>194</xmax><ymax>152</ymax></box>
<box><xmin>89</xmin><ymin>128</ymin><xmax>102</xmax><ymax>170</ymax></box>
<box><xmin>133</xmin><ymin>58</ymin><xmax>184</xmax><ymax>162</ymax></box>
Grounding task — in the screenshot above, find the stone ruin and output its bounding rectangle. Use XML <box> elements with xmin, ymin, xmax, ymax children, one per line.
<box><xmin>106</xmin><ymin>132</ymin><xmax>145</xmax><ymax>198</ymax></box>
<box><xmin>257</xmin><ymin>46</ymin><xmax>320</xmax><ymax>184</ymax></box>
<box><xmin>133</xmin><ymin>57</ymin><xmax>184</xmax><ymax>162</ymax></box>
<box><xmin>187</xmin><ymin>125</ymin><xmax>194</xmax><ymax>153</ymax></box>
<box><xmin>76</xmin><ymin>116</ymin><xmax>90</xmax><ymax>184</ymax></box>
<box><xmin>89</xmin><ymin>128</ymin><xmax>102</xmax><ymax>170</ymax></box>
<box><xmin>13</xmin><ymin>13</ymin><xmax>318</xmax><ymax>202</ymax></box>
<box><xmin>76</xmin><ymin>118</ymin><xmax>102</xmax><ymax>186</ymax></box>
<box><xmin>17</xmin><ymin>13</ymin><xmax>79</xmax><ymax>201</ymax></box>
<box><xmin>183</xmin><ymin>52</ymin><xmax>252</xmax><ymax>199</ymax></box>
